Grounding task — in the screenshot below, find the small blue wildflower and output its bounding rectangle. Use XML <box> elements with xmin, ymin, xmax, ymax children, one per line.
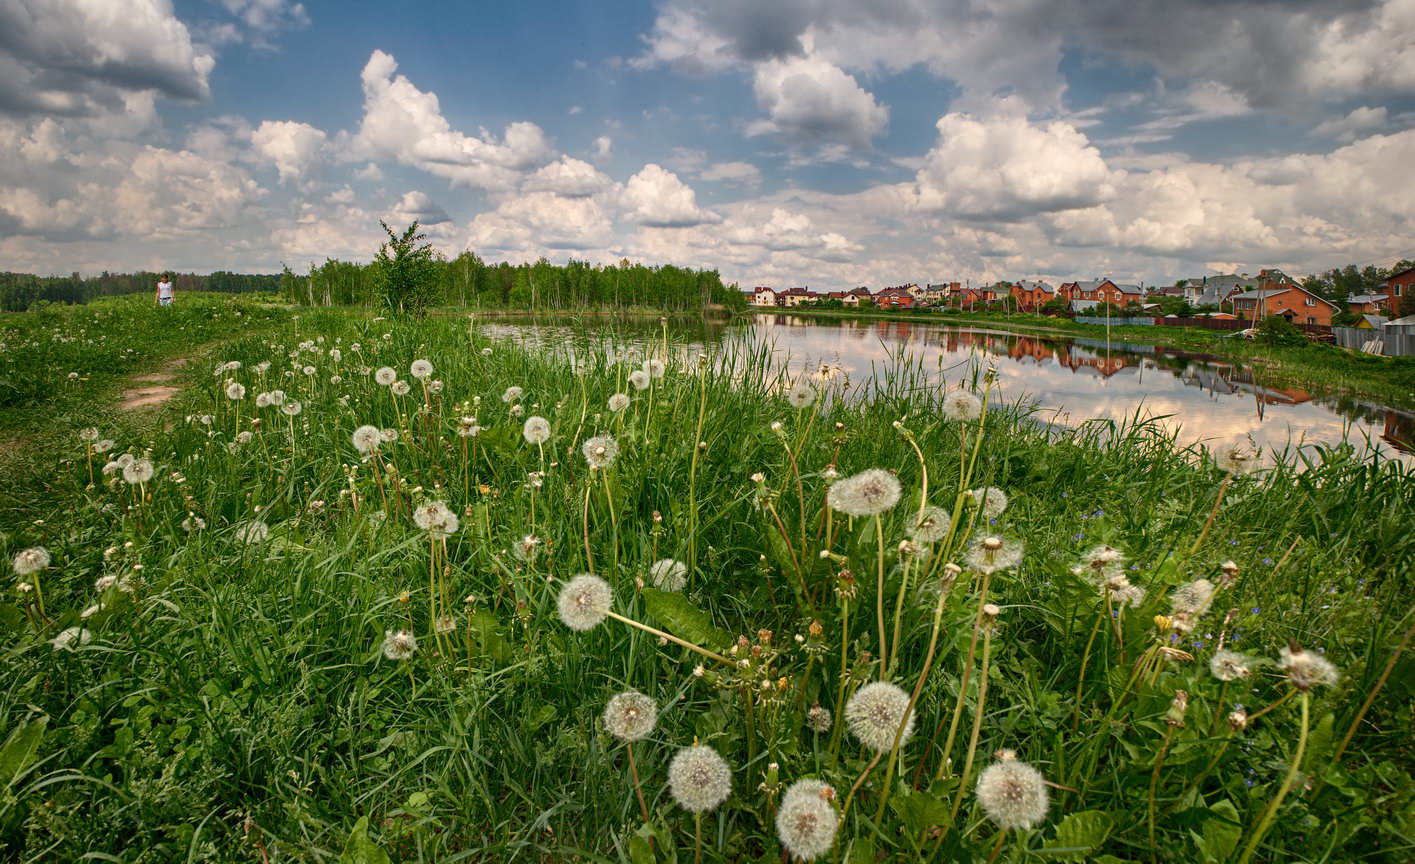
<box><xmin>1262</xmin><ymin>557</ymin><xmax>1273</xmax><ymax>565</ymax></box>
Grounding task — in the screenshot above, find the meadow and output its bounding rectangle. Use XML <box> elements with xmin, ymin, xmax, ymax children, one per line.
<box><xmin>1</xmin><ymin>298</ymin><xmax>1411</xmax><ymax>862</ymax></box>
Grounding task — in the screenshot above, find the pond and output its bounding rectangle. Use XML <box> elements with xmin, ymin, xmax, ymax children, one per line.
<box><xmin>479</xmin><ymin>312</ymin><xmax>1414</xmax><ymax>463</ymax></box>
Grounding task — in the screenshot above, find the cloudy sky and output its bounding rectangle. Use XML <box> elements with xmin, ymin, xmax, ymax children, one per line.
<box><xmin>2</xmin><ymin>0</ymin><xmax>1413</xmax><ymax>288</ymax></box>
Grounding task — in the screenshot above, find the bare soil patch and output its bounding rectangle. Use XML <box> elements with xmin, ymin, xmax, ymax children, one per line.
<box><xmin>119</xmin><ymin>357</ymin><xmax>191</xmax><ymax>411</ymax></box>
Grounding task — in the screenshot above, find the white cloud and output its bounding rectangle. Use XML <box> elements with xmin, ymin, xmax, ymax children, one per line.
<box><xmin>748</xmin><ymin>54</ymin><xmax>887</xmax><ymax>150</ymax></box>
<box><xmin>620</xmin><ymin>164</ymin><xmax>719</xmax><ymax>227</ymax></box>
<box><xmin>466</xmin><ymin>191</ymin><xmax>615</xmax><ymax>254</ymax></box>
<box><xmin>591</xmin><ymin>134</ymin><xmax>614</xmax><ymax>163</ymax></box>
<box><xmin>220</xmin><ymin>0</ymin><xmax>310</xmax><ymax>38</ymax></box>
<box><xmin>698</xmin><ymin>160</ymin><xmax>762</xmax><ymax>187</ymax></box>
<box><xmin>912</xmin><ymin>109</ymin><xmax>1115</xmax><ymax>220</ymax></box>
<box><xmin>251</xmin><ymin>119</ymin><xmax>326</xmax><ymax>185</ymax></box>
<box><xmin>0</xmin><ymin>0</ymin><xmax>215</xmax><ymax>118</ymax></box>
<box><xmin>522</xmin><ymin>156</ymin><xmax>615</xmax><ymax>197</ymax></box>
<box><xmin>1311</xmin><ymin>105</ymin><xmax>1388</xmax><ymax>143</ymax></box>
<box><xmin>388</xmin><ymin>190</ymin><xmax>450</xmax><ymax>226</ymax></box>
<box><xmin>352</xmin><ymin>49</ymin><xmax>556</xmax><ymax>190</ymax></box>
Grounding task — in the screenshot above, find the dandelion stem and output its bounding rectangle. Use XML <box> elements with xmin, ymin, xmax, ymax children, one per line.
<box><xmin>828</xmin><ymin>596</ymin><xmax>851</xmax><ymax>768</ymax></box>
<box><xmin>693</xmin><ymin>811</ymin><xmax>702</xmax><ymax>864</ymax></box>
<box><xmin>687</xmin><ymin>367</ymin><xmax>708</xmax><ymax>569</ymax></box>
<box><xmin>626</xmin><ymin>741</ymin><xmax>650</xmax><ymax>825</ymax></box>
<box><xmin>984</xmin><ymin>831</ymin><xmax>1007</xmax><ymax>864</ymax></box>
<box><xmin>1147</xmin><ymin>724</ymin><xmax>1178</xmax><ymax>848</ymax></box>
<box><xmin>1246</xmin><ymin>688</ymin><xmax>1295</xmax><ymax>724</ymax></box>
<box><xmin>1325</xmin><ymin>612</ymin><xmax>1413</xmax><ymax>776</ymax></box>
<box><xmin>1070</xmin><ymin>606</ymin><xmax>1106</xmax><ymax>734</ymax></box>
<box><xmin>936</xmin><ymin>570</ymin><xmax>991</xmax><ymax>783</ymax></box>
<box><xmin>604</xmin><ymin>610</ymin><xmax>730</xmax><ymax>665</ymax></box>
<box><xmin>950</xmin><ymin>619</ymin><xmax>995</xmax><ymax>821</ymax></box>
<box><xmin>874</xmin><ymin>513</ymin><xmax>888</xmax><ymax>673</ymax></box>
<box><xmin>582</xmin><ymin>480</ymin><xmax>594</xmax><ymax>574</ymax></box>
<box><xmin>1190</xmin><ymin>474</ymin><xmax>1231</xmax><ymax>556</ymax></box>
<box><xmin>841</xmin><ymin>749</ymin><xmax>884</xmax><ymax>819</ymax></box>
<box><xmin>1236</xmin><ymin>690</ymin><xmax>1309</xmax><ymax>864</ymax></box>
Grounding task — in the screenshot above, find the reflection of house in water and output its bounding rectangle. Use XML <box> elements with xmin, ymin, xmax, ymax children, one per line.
<box><xmin>1173</xmin><ymin>362</ymin><xmax>1313</xmax><ymax>406</ymax></box>
<box><xmin>1381</xmin><ymin>412</ymin><xmax>1414</xmax><ymax>454</ymax></box>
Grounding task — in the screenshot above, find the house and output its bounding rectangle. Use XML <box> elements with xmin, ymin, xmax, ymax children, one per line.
<box><xmin>752</xmin><ymin>286</ymin><xmax>779</xmax><ymax>307</ymax></box>
<box><xmin>949</xmin><ymin>284</ymin><xmax>997</xmax><ymax>308</ymax></box>
<box><xmin>1347</xmin><ymin>293</ymin><xmax>1390</xmax><ymax>314</ymax></box>
<box><xmin>1168</xmin><ymin>274</ymin><xmax>1252</xmax><ymax>308</ymax></box>
<box><xmin>924</xmin><ymin>282</ymin><xmax>960</xmax><ymax>305</ymax></box>
<box><xmin>842</xmin><ymin>286</ymin><xmax>873</xmax><ymax>306</ymax></box>
<box><xmin>875</xmin><ymin>286</ymin><xmax>916</xmax><ymax>308</ymax></box>
<box><xmin>1010</xmin><ymin>280</ymin><xmax>1056</xmax><ymax>311</ymax></box>
<box><xmin>1355</xmin><ymin>315</ymin><xmax>1388</xmax><ymax>330</ymax></box>
<box><xmin>779</xmin><ymin>287</ymin><xmax>815</xmax><ymax>307</ymax></box>
<box><xmin>1058</xmin><ymin>279</ymin><xmax>1143</xmax><ymax>307</ymax></box>
<box><xmin>1379</xmin><ymin>265</ymin><xmax>1414</xmax><ymax>314</ymax></box>
<box><xmin>1229</xmin><ymin>283</ymin><xmax>1338</xmax><ymax>326</ymax></box>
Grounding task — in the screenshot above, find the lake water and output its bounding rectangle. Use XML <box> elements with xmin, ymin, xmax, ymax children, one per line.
<box><xmin>481</xmin><ymin>313</ymin><xmax>1413</xmax><ymax>463</ymax></box>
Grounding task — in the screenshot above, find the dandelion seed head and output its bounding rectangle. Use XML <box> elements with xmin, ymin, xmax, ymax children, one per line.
<box><xmin>628</xmin><ymin>369</ymin><xmax>650</xmax><ymax>391</ymax></box>
<box><xmin>1210</xmin><ymin>649</ymin><xmax>1252</xmax><ymax>682</ymax></box>
<box><xmin>412</xmin><ymin>501</ymin><xmax>459</xmax><ymax>538</ymax></box>
<box><xmin>502</xmin><ymin>386</ymin><xmax>523</xmax><ymax>403</ymax></box>
<box><xmin>122</xmin><ymin>458</ymin><xmax>154</xmax><ymax>485</ymax></box>
<box><xmin>352</xmin><ymin>424</ymin><xmax>382</xmax><ymax>454</ymax></box>
<box><xmin>225</xmin><ymin>382</ymin><xmax>246</xmax><ymax>400</ymax></box>
<box><xmin>965</xmin><ymin>487</ymin><xmax>1009</xmax><ymax>519</ymax></box>
<box><xmin>976</xmin><ymin>753</ymin><xmax>1049</xmax><ymax>831</ymax></box>
<box><xmin>234</xmin><ymin>521</ymin><xmax>270</xmax><ymax>544</ymax></box>
<box><xmin>1170</xmin><ymin>579</ymin><xmax>1216</xmax><ymax>620</ymax></box>
<box><xmin>182</xmin><ymin>515</ymin><xmax>206</xmax><ymax>532</ymax></box>
<box><xmin>786</xmin><ymin>379</ymin><xmax>815</xmax><ymax>409</ymax></box>
<box><xmin>391</xmin><ymin>380</ymin><xmax>411</xmax><ymax>396</ymax></box>
<box><xmin>79</xmin><ymin>427</ymin><xmax>99</xmax><ymax>442</ymax></box>
<box><xmin>943</xmin><ymin>390</ymin><xmax>982</xmax><ymax>422</ymax></box>
<box><xmin>910</xmin><ymin>506</ymin><xmax>950</xmax><ymax>543</ymax></box>
<box><xmin>255</xmin><ymin>392</ymin><xmax>271</xmax><ymax>408</ymax></box>
<box><xmin>776</xmin><ymin>779</ymin><xmax>839</xmax><ymax>861</ymax></box>
<box><xmin>1278</xmin><ymin>644</ymin><xmax>1339</xmax><ymax>690</ymax></box>
<box><xmin>966</xmin><ymin>535</ymin><xmax>1023</xmax><ymax>574</ymax></box>
<box><xmin>382</xmin><ymin>629</ymin><xmax>416</xmax><ymax>660</ymax></box>
<box><xmin>410</xmin><ymin>359</ymin><xmax>433</xmax><ymax>379</ymax></box>
<box><xmin>1215</xmin><ymin>439</ymin><xmax>1261</xmax><ymax>475</ymax></box>
<box><xmin>380</xmin><ymin>428</ymin><xmax>399</xmax><ymax>443</ymax></box>
<box><xmin>374</xmin><ymin>367</ymin><xmax>397</xmax><ymax>386</ymax></box>
<box><xmin>12</xmin><ymin>547</ymin><xmax>50</xmax><ymax>576</ymax></box>
<box><xmin>649</xmin><ymin>558</ymin><xmax>687</xmax><ymax>591</ymax></box>
<box><xmin>52</xmin><ymin>626</ymin><xmax>92</xmax><ymax>651</ymax></box>
<box><xmin>281</xmin><ymin>400</ymin><xmax>302</xmax><ymax>416</ymax></box>
<box><xmin>805</xmin><ymin>705</ymin><xmax>833</xmax><ymax>734</ymax></box>
<box><xmin>603</xmin><ymin>691</ymin><xmax>658</xmax><ymax>742</ymax></box>
<box><xmin>608</xmin><ymin>393</ymin><xmax>630</xmax><ymax>412</ymax></box>
<box><xmin>845</xmin><ymin>681</ymin><xmax>914</xmax><ymax>752</ymax></box>
<box><xmin>826</xmin><ymin>468</ymin><xmax>901</xmax><ymax>517</ymax></box>
<box><xmin>558</xmin><ymin>574</ymin><xmax>612</xmax><ymax>631</ymax></box>
<box><xmin>522</xmin><ymin>416</ymin><xmax>551</xmax><ymax>445</ymax></box>
<box><xmin>646</xmin><ymin>359</ymin><xmax>666</xmax><ymax>379</ymax></box>
<box><xmin>582</xmin><ymin>435</ymin><xmax>619</xmax><ymax>469</ymax></box>
<box><xmin>668</xmin><ymin>745</ymin><xmax>732</xmax><ymax>812</ymax></box>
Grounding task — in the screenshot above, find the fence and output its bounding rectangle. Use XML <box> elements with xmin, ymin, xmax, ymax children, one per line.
<box><xmin>1073</xmin><ymin>316</ymin><xmax>1155</xmax><ymax>326</ymax></box>
<box><xmin>1155</xmin><ymin>316</ymin><xmax>1247</xmax><ymax>331</ymax></box>
<box><xmin>1333</xmin><ymin>325</ymin><xmax>1415</xmax><ymax>357</ymax></box>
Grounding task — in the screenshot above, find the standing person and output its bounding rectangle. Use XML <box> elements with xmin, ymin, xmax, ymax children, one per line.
<box><xmin>156</xmin><ymin>273</ymin><xmax>175</xmax><ymax>306</ymax></box>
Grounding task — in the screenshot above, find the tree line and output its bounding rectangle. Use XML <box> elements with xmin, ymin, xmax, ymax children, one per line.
<box><xmin>0</xmin><ymin>270</ymin><xmax>283</xmax><ymax>312</ymax></box>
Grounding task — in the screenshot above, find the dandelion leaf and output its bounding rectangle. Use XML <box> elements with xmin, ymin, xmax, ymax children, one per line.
<box><xmin>1190</xmin><ymin>799</ymin><xmax>1241</xmax><ymax>863</ymax></box>
<box><xmin>0</xmin><ymin>715</ymin><xmax>46</xmax><ymax>787</ymax></box>
<box><xmin>467</xmin><ymin>608</ymin><xmax>512</xmax><ymax>665</ymax></box>
<box><xmin>1303</xmin><ymin>711</ymin><xmax>1337</xmax><ymax>771</ymax></box>
<box><xmin>339</xmin><ymin>816</ymin><xmax>391</xmax><ymax>864</ymax></box>
<box><xmin>889</xmin><ymin>785</ymin><xmax>949</xmax><ymax>837</ymax></box>
<box><xmin>1037</xmin><ymin>809</ymin><xmax>1114</xmax><ymax>859</ymax></box>
<box><xmin>627</xmin><ymin>826</ymin><xmax>656</xmax><ymax>864</ymax></box>
<box><xmin>642</xmin><ymin>587</ymin><xmax>731</xmax><ymax>650</ymax></box>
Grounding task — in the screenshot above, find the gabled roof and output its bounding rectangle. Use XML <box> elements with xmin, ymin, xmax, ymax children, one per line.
<box><xmin>1114</xmin><ymin>283</ymin><xmax>1142</xmax><ymax>295</ymax></box>
<box><xmin>875</xmin><ymin>286</ymin><xmax>913</xmax><ymax>297</ymax></box>
<box><xmin>754</xmin><ymin>286</ymin><xmax>777</xmax><ymax>293</ymax></box>
<box><xmin>780</xmin><ymin>287</ymin><xmax>813</xmax><ymax>295</ymax></box>
<box><xmin>1014</xmin><ymin>280</ymin><xmax>1056</xmax><ymax>293</ymax></box>
<box><xmin>1230</xmin><ymin>284</ymin><xmax>1338</xmax><ymax>308</ymax></box>
<box><xmin>1360</xmin><ymin>315</ymin><xmax>1389</xmax><ymax>328</ymax></box>
<box><xmin>1347</xmin><ymin>294</ymin><xmax>1388</xmax><ymax>304</ymax></box>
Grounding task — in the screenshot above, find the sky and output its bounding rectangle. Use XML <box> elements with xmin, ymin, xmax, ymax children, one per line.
<box><xmin>2</xmin><ymin>0</ymin><xmax>1414</xmax><ymax>290</ymax></box>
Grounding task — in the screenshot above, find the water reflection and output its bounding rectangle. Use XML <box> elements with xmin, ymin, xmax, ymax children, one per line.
<box><xmin>479</xmin><ymin>313</ymin><xmax>1412</xmax><ymax>462</ymax></box>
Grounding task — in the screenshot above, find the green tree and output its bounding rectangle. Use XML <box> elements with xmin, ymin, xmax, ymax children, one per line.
<box><xmin>372</xmin><ymin>221</ymin><xmax>441</xmax><ymax>317</ymax></box>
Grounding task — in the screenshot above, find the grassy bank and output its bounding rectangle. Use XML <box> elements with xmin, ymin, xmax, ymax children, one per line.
<box><xmin>1</xmin><ymin>309</ymin><xmax>1411</xmax><ymax>862</ymax></box>
<box><xmin>764</xmin><ymin>307</ymin><xmax>1415</xmax><ymax>409</ymax></box>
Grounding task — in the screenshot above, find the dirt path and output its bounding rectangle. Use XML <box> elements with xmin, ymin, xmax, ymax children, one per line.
<box><xmin>119</xmin><ymin>356</ymin><xmax>189</xmax><ymax>411</ymax></box>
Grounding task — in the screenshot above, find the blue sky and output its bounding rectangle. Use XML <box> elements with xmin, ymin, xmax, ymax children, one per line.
<box><xmin>2</xmin><ymin>0</ymin><xmax>1413</xmax><ymax>288</ymax></box>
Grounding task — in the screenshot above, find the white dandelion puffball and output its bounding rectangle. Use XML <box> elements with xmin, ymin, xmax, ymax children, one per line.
<box><xmin>776</xmin><ymin>779</ymin><xmax>839</xmax><ymax>862</ymax></box>
<box><xmin>1278</xmin><ymin>644</ymin><xmax>1339</xmax><ymax>690</ymax></box>
<box><xmin>1210</xmin><ymin>649</ymin><xmax>1253</xmax><ymax>682</ymax></box>
<box><xmin>965</xmin><ymin>487</ymin><xmax>1009</xmax><ymax>519</ymax></box>
<box><xmin>502</xmin><ymin>385</ymin><xmax>523</xmax><ymax>403</ymax></box>
<box><xmin>374</xmin><ymin>367</ymin><xmax>397</xmax><ymax>386</ymax></box>
<box><xmin>628</xmin><ymin>369</ymin><xmax>650</xmax><ymax>391</ymax></box>
<box><xmin>943</xmin><ymin>389</ymin><xmax>982</xmax><ymax>422</ymax></box>
<box><xmin>845</xmin><ymin>681</ymin><xmax>915</xmax><ymax>753</ymax></box>
<box><xmin>509</xmin><ymin>403</ymin><xmax>524</xmax><ymax>417</ymax></box>
<box><xmin>412</xmin><ymin>501</ymin><xmax>460</xmax><ymax>538</ymax></box>
<box><xmin>182</xmin><ymin>515</ymin><xmax>206</xmax><ymax>532</ymax></box>
<box><xmin>382</xmin><ymin>629</ymin><xmax>417</xmax><ymax>661</ymax></box>
<box><xmin>603</xmin><ymin>691</ymin><xmax>658</xmax><ymax>742</ymax></box>
<box><xmin>225</xmin><ymin>382</ymin><xmax>246</xmax><ymax>401</ymax></box>
<box><xmin>79</xmin><ymin>427</ymin><xmax>99</xmax><ymax>442</ymax></box>
<box><xmin>786</xmin><ymin>379</ymin><xmax>815</xmax><ymax>408</ymax></box>
<box><xmin>380</xmin><ymin>428</ymin><xmax>399</xmax><ymax>443</ymax></box>
<box><xmin>352</xmin><ymin>425</ymin><xmax>382</xmax><ymax>454</ymax></box>
<box><xmin>976</xmin><ymin>752</ymin><xmax>1049</xmax><ymax>831</ymax></box>
<box><xmin>608</xmin><ymin>393</ymin><xmax>630</xmax><ymax>412</ymax></box>
<box><xmin>235</xmin><ymin>521</ymin><xmax>270</xmax><ymax>544</ymax></box>
<box><xmin>302</xmin><ymin>366</ymin><xmax>315</xmax><ymax>376</ymax></box>
<box><xmin>457</xmin><ymin>417</ymin><xmax>481</xmax><ymax>438</ymax></box>
<box><xmin>910</xmin><ymin>506</ymin><xmax>950</xmax><ymax>543</ymax></box>
<box><xmin>668</xmin><ymin>745</ymin><xmax>732</xmax><ymax>812</ymax></box>
<box><xmin>558</xmin><ymin>574</ymin><xmax>612</xmax><ymax>631</ymax></box>
<box><xmin>649</xmin><ymin>558</ymin><xmax>687</xmax><ymax>592</ymax></box>
<box><xmin>826</xmin><ymin>468</ymin><xmax>901</xmax><ymax>517</ymax></box>
<box><xmin>646</xmin><ymin>359</ymin><xmax>666</xmax><ymax>379</ymax></box>
<box><xmin>1214</xmin><ymin>438</ymin><xmax>1261</xmax><ymax>475</ymax></box>
<box><xmin>95</xmin><ymin>439</ymin><xmax>115</xmax><ymax>454</ymax></box>
<box><xmin>255</xmin><ymin>392</ymin><xmax>272</xmax><ymax>409</ymax></box>
<box><xmin>236</xmin><ymin>431</ymin><xmax>253</xmax><ymax>445</ymax></box>
<box><xmin>966</xmin><ymin>535</ymin><xmax>1023</xmax><ymax>574</ymax></box>
<box><xmin>281</xmin><ymin>400</ymin><xmax>302</xmax><ymax>416</ymax></box>
<box><xmin>1170</xmin><ymin>579</ymin><xmax>1216</xmax><ymax>620</ymax></box>
<box><xmin>391</xmin><ymin>380</ymin><xmax>411</xmax><ymax>396</ymax></box>
<box><xmin>53</xmin><ymin>626</ymin><xmax>92</xmax><ymax>651</ymax></box>
<box><xmin>122</xmin><ymin>458</ymin><xmax>154</xmax><ymax>485</ymax></box>
<box><xmin>582</xmin><ymin>435</ymin><xmax>620</xmax><ymax>469</ymax></box>
<box><xmin>268</xmin><ymin>389</ymin><xmax>286</xmax><ymax>406</ymax></box>
<box><xmin>410</xmin><ymin>359</ymin><xmax>433</xmax><ymax>379</ymax></box>
<box><xmin>523</xmin><ymin>416</ymin><xmax>551</xmax><ymax>445</ymax></box>
<box><xmin>12</xmin><ymin>547</ymin><xmax>50</xmax><ymax>576</ymax></box>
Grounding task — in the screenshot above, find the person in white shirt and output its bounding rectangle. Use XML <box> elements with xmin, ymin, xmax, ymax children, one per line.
<box><xmin>156</xmin><ymin>273</ymin><xmax>175</xmax><ymax>306</ymax></box>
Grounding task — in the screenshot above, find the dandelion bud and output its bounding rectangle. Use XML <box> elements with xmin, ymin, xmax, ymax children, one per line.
<box><xmin>981</xmin><ymin>604</ymin><xmax>1001</xmax><ymax>626</ymax></box>
<box><xmin>652</xmin><ymin>510</ymin><xmax>663</xmax><ymax>524</ymax></box>
<box><xmin>808</xmin><ymin>619</ymin><xmax>823</xmax><ymax>639</ymax></box>
<box><xmin>1165</xmin><ymin>690</ymin><xmax>1189</xmax><ymax>727</ymax></box>
<box><xmin>751</xmin><ymin>472</ymin><xmax>766</xmax><ymax>484</ymax></box>
<box><xmin>698</xmin><ymin>441</ymin><xmax>707</xmax><ymax>450</ymax></box>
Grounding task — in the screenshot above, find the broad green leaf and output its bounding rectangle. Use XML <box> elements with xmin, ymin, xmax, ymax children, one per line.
<box><xmin>0</xmin><ymin>716</ymin><xmax>46</xmax><ymax>787</ymax></box>
<box><xmin>1193</xmin><ymin>799</ymin><xmax>1241</xmax><ymax>864</ymax></box>
<box><xmin>628</xmin><ymin>829</ymin><xmax>656</xmax><ymax>864</ymax></box>
<box><xmin>1304</xmin><ymin>712</ymin><xmax>1336</xmax><ymax>770</ymax></box>
<box><xmin>890</xmin><ymin>785</ymin><xmax>950</xmax><ymax>837</ymax></box>
<box><xmin>339</xmin><ymin>816</ymin><xmax>391</xmax><ymax>864</ymax></box>
<box><xmin>1037</xmin><ymin>810</ymin><xmax>1115</xmax><ymax>859</ymax></box>
<box><xmin>642</xmin><ymin>587</ymin><xmax>731</xmax><ymax>649</ymax></box>
<box><xmin>467</xmin><ymin>608</ymin><xmax>512</xmax><ymax>664</ymax></box>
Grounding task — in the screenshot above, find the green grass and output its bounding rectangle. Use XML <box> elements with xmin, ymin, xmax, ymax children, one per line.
<box><xmin>767</xmin><ymin>307</ymin><xmax>1415</xmax><ymax>409</ymax></box>
<box><xmin>1</xmin><ymin>307</ymin><xmax>1411</xmax><ymax>862</ymax></box>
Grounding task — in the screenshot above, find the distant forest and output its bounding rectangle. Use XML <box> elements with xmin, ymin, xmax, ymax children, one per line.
<box><xmin>1</xmin><ymin>255</ymin><xmax>744</xmax><ymax>314</ymax></box>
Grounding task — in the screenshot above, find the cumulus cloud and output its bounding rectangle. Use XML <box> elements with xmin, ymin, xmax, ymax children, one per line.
<box><xmin>747</xmin><ymin>54</ymin><xmax>887</xmax><ymax>150</ymax></box>
<box><xmin>1311</xmin><ymin>105</ymin><xmax>1388</xmax><ymax>143</ymax></box>
<box><xmin>251</xmin><ymin>119</ymin><xmax>326</xmax><ymax>185</ymax></box>
<box><xmin>353</xmin><ymin>49</ymin><xmax>556</xmax><ymax>190</ymax></box>
<box><xmin>388</xmin><ymin>190</ymin><xmax>450</xmax><ymax>226</ymax></box>
<box><xmin>912</xmin><ymin>109</ymin><xmax>1115</xmax><ymax>220</ymax></box>
<box><xmin>522</xmin><ymin>156</ymin><xmax>615</xmax><ymax>197</ymax></box>
<box><xmin>220</xmin><ymin>0</ymin><xmax>310</xmax><ymax>41</ymax></box>
<box><xmin>0</xmin><ymin>0</ymin><xmax>215</xmax><ymax>118</ymax></box>
<box><xmin>466</xmin><ymin>191</ymin><xmax>616</xmax><ymax>253</ymax></box>
<box><xmin>620</xmin><ymin>164</ymin><xmax>719</xmax><ymax>227</ymax></box>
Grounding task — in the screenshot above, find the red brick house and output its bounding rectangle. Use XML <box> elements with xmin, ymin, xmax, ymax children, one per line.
<box><xmin>1347</xmin><ymin>293</ymin><xmax>1390</xmax><ymax>315</ymax></box>
<box><xmin>1057</xmin><ymin>279</ymin><xmax>1143</xmax><ymax>307</ymax></box>
<box><xmin>1010</xmin><ymin>280</ymin><xmax>1057</xmax><ymax>311</ymax></box>
<box><xmin>875</xmin><ymin>286</ymin><xmax>916</xmax><ymax>308</ymax></box>
<box><xmin>1230</xmin><ymin>284</ymin><xmax>1338</xmax><ymax>326</ymax></box>
<box><xmin>1380</xmin><ymin>265</ymin><xmax>1414</xmax><ymax>315</ymax></box>
<box><xmin>949</xmin><ymin>285</ymin><xmax>998</xmax><ymax>308</ymax></box>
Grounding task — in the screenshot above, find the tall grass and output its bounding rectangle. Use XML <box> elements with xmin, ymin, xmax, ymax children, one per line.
<box><xmin>1</xmin><ymin>309</ymin><xmax>1410</xmax><ymax>862</ymax></box>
